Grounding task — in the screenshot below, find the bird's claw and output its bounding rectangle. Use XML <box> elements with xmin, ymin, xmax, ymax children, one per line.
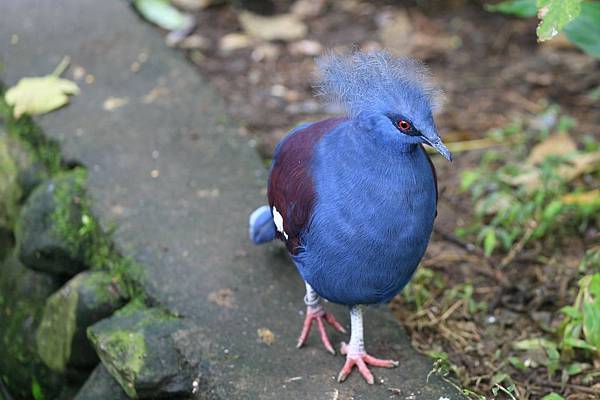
<box><xmin>337</xmin><ymin>342</ymin><xmax>399</xmax><ymax>384</ymax></box>
<box><xmin>297</xmin><ymin>306</ymin><xmax>346</xmax><ymax>355</ymax></box>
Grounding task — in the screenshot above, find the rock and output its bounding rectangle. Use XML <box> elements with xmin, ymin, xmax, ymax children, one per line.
<box><xmin>37</xmin><ymin>271</ymin><xmax>127</xmax><ymax>372</ymax></box>
<box><xmin>87</xmin><ymin>306</ymin><xmax>195</xmax><ymax>399</ymax></box>
<box><xmin>0</xmin><ymin>127</ymin><xmax>49</xmax><ymax>209</ymax></box>
<box><xmin>0</xmin><ymin>251</ymin><xmax>64</xmax><ymax>399</ymax></box>
<box><xmin>74</xmin><ymin>364</ymin><xmax>129</xmax><ymax>400</ymax></box>
<box><xmin>15</xmin><ymin>169</ymin><xmax>91</xmax><ymax>276</ymax></box>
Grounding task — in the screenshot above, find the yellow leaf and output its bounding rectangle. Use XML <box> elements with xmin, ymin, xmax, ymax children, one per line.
<box><xmin>561</xmin><ymin>189</ymin><xmax>600</xmax><ymax>206</ymax></box>
<box><xmin>5</xmin><ymin>75</ymin><xmax>79</xmax><ymax>118</ymax></box>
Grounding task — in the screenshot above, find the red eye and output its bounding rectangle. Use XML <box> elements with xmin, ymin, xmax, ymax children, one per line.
<box><xmin>398</xmin><ymin>120</ymin><xmax>411</xmax><ymax>131</ymax></box>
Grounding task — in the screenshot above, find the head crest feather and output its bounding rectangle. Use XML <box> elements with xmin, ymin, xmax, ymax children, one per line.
<box><xmin>315</xmin><ymin>51</ymin><xmax>444</xmax><ymax>118</ymax></box>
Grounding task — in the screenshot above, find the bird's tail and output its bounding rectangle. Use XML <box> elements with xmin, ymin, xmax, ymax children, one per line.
<box><xmin>249</xmin><ymin>205</ymin><xmax>276</xmax><ymax>244</ymax></box>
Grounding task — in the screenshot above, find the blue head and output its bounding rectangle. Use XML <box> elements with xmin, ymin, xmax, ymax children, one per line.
<box><xmin>315</xmin><ymin>51</ymin><xmax>452</xmax><ymax>160</ymax></box>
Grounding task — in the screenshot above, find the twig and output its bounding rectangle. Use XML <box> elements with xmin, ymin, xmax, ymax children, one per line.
<box><xmin>433</xmin><ymin>227</ymin><xmax>481</xmax><ymax>255</ymax></box>
<box><xmin>537</xmin><ymin>379</ymin><xmax>600</xmax><ymax>396</ymax></box>
<box><xmin>52</xmin><ymin>56</ymin><xmax>71</xmax><ymax>77</ymax></box>
<box><xmin>499</xmin><ymin>224</ymin><xmax>535</xmax><ymax>268</ymax></box>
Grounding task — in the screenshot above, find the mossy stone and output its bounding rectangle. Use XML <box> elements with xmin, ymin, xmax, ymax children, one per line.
<box><xmin>0</xmin><ymin>132</ymin><xmax>21</xmax><ymax>231</ymax></box>
<box><xmin>15</xmin><ymin>170</ymin><xmax>90</xmax><ymax>276</ymax></box>
<box><xmin>37</xmin><ymin>271</ymin><xmax>127</xmax><ymax>372</ymax></box>
<box><xmin>0</xmin><ymin>250</ymin><xmax>64</xmax><ymax>399</ymax></box>
<box><xmin>87</xmin><ymin>307</ymin><xmax>194</xmax><ymax>399</ymax></box>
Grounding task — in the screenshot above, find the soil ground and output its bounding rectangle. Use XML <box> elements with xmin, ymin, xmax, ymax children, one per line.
<box><xmin>157</xmin><ymin>0</ymin><xmax>600</xmax><ymax>398</ymax></box>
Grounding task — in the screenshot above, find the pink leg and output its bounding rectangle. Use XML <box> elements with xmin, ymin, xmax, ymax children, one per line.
<box><xmin>337</xmin><ymin>306</ymin><xmax>399</xmax><ymax>384</ymax></box>
<box><xmin>296</xmin><ymin>282</ymin><xmax>346</xmax><ymax>354</ymax></box>
<box><xmin>296</xmin><ymin>304</ymin><xmax>346</xmax><ymax>354</ymax></box>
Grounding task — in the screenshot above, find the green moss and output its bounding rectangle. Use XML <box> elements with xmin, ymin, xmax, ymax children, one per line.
<box><xmin>0</xmin><ymin>252</ymin><xmax>63</xmax><ymax>398</ymax></box>
<box><xmin>36</xmin><ymin>282</ymin><xmax>79</xmax><ymax>372</ymax></box>
<box><xmin>47</xmin><ymin>169</ymin><xmax>146</xmax><ymax>301</ymax></box>
<box><xmin>1</xmin><ymin>86</ymin><xmax>152</xmax><ymax>395</ymax></box>
<box><xmin>0</xmin><ymin>87</ymin><xmax>62</xmax><ymax>174</ymax></box>
<box><xmin>88</xmin><ymin>330</ymin><xmax>146</xmax><ymax>398</ymax></box>
<box><xmin>0</xmin><ymin>135</ymin><xmax>21</xmax><ymax>228</ymax></box>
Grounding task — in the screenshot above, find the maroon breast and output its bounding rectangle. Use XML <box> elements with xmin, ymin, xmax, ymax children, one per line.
<box><xmin>268</xmin><ymin>117</ymin><xmax>346</xmax><ymax>254</ymax></box>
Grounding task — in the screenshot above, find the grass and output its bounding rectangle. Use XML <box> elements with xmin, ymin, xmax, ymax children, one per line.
<box><xmin>392</xmin><ymin>106</ymin><xmax>600</xmax><ymax>399</ymax></box>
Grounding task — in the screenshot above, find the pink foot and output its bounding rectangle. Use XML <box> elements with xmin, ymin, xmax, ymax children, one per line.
<box><xmin>337</xmin><ymin>342</ymin><xmax>399</xmax><ymax>384</ymax></box>
<box><xmin>296</xmin><ymin>305</ymin><xmax>346</xmax><ymax>354</ymax></box>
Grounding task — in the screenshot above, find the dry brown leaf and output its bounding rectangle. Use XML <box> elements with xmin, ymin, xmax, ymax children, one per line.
<box><xmin>239</xmin><ymin>11</ymin><xmax>307</xmax><ymax>42</ymax></box>
<box><xmin>526</xmin><ymin>132</ymin><xmax>577</xmax><ymax>165</ymax></box>
<box><xmin>103</xmin><ymin>97</ymin><xmax>129</xmax><ymax>111</ymax></box>
<box><xmin>257</xmin><ymin>327</ymin><xmax>275</xmax><ymax>345</ymax></box>
<box><xmin>503</xmin><ymin>152</ymin><xmax>600</xmax><ymax>190</ymax></box>
<box><xmin>208</xmin><ymin>288</ymin><xmax>236</xmax><ymax>309</ymax></box>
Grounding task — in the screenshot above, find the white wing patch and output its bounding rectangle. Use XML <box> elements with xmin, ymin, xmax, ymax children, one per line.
<box><xmin>272</xmin><ymin>206</ymin><xmax>288</xmax><ymax>240</ymax></box>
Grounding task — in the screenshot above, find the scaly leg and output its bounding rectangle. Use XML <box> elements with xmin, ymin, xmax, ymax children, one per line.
<box><xmin>337</xmin><ymin>305</ymin><xmax>399</xmax><ymax>384</ymax></box>
<box><xmin>297</xmin><ymin>282</ymin><xmax>346</xmax><ymax>354</ymax></box>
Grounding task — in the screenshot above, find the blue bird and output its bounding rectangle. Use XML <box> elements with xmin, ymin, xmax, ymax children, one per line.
<box><xmin>249</xmin><ymin>51</ymin><xmax>452</xmax><ymax>384</ymax></box>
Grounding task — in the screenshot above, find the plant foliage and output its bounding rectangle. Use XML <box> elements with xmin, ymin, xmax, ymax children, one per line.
<box><xmin>487</xmin><ymin>0</ymin><xmax>600</xmax><ymax>58</ymax></box>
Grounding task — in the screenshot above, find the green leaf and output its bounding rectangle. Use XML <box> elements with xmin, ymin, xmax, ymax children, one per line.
<box><xmin>583</xmin><ymin>301</ymin><xmax>600</xmax><ymax>348</ymax></box>
<box><xmin>561</xmin><ymin>305</ymin><xmax>582</xmax><ymax>319</ymax></box>
<box><xmin>565</xmin><ymin>362</ymin><xmax>587</xmax><ymax>376</ymax></box>
<box><xmin>31</xmin><ymin>378</ymin><xmax>45</xmax><ymax>400</ymax></box>
<box><xmin>486</xmin><ymin>0</ymin><xmax>537</xmax><ymax>16</ymax></box>
<box><xmin>460</xmin><ymin>170</ymin><xmax>480</xmax><ymax>191</ymax></box>
<box><xmin>483</xmin><ymin>229</ymin><xmax>497</xmax><ymax>256</ymax></box>
<box><xmin>5</xmin><ymin>75</ymin><xmax>79</xmax><ymax>119</ymax></box>
<box><xmin>541</xmin><ymin>393</ymin><xmax>565</xmax><ymax>400</ymax></box>
<box><xmin>536</xmin><ymin>0</ymin><xmax>583</xmax><ymax>41</ymax></box>
<box><xmin>564</xmin><ymin>1</ymin><xmax>600</xmax><ymax>58</ymax></box>
<box><xmin>563</xmin><ymin>337</ymin><xmax>597</xmax><ymax>351</ymax></box>
<box><xmin>542</xmin><ymin>200</ymin><xmax>563</xmax><ymax>220</ymax></box>
<box><xmin>513</xmin><ymin>337</ymin><xmax>558</xmax><ymax>351</ymax></box>
<box><xmin>508</xmin><ymin>356</ymin><xmax>527</xmax><ymax>370</ymax></box>
<box><xmin>133</xmin><ymin>0</ymin><xmax>192</xmax><ymax>31</ymax></box>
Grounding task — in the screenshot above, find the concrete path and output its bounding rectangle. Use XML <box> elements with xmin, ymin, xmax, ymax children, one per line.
<box><xmin>1</xmin><ymin>1</ymin><xmax>463</xmax><ymax>398</ymax></box>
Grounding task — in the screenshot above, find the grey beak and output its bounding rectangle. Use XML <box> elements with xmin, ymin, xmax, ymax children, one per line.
<box><xmin>424</xmin><ymin>136</ymin><xmax>453</xmax><ymax>161</ymax></box>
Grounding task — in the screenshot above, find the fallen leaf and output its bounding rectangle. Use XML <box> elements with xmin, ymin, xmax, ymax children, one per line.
<box><xmin>290</xmin><ymin>0</ymin><xmax>326</xmax><ymax>18</ymax></box>
<box><xmin>171</xmin><ymin>0</ymin><xmax>217</xmax><ymax>11</ymax></box>
<box><xmin>526</xmin><ymin>132</ymin><xmax>577</xmax><ymax>165</ymax></box>
<box><xmin>102</xmin><ymin>96</ymin><xmax>129</xmax><ymax>111</ymax></box>
<box><xmin>251</xmin><ymin>43</ymin><xmax>280</xmax><ymax>62</ymax></box>
<box><xmin>219</xmin><ymin>33</ymin><xmax>253</xmax><ymax>52</ymax></box>
<box><xmin>5</xmin><ymin>76</ymin><xmax>79</xmax><ymax>118</ymax></box>
<box><xmin>133</xmin><ymin>0</ymin><xmax>195</xmax><ymax>31</ymax></box>
<box><xmin>239</xmin><ymin>11</ymin><xmax>307</xmax><ymax>42</ymax></box>
<box><xmin>208</xmin><ymin>288</ymin><xmax>235</xmax><ymax>308</ymax></box>
<box><xmin>177</xmin><ymin>34</ymin><xmax>210</xmax><ymax>50</ymax></box>
<box><xmin>503</xmin><ymin>152</ymin><xmax>600</xmax><ymax>190</ymax></box>
<box><xmin>288</xmin><ymin>39</ymin><xmax>323</xmax><ymax>56</ymax></box>
<box><xmin>561</xmin><ymin>189</ymin><xmax>600</xmax><ymax>205</ymax></box>
<box><xmin>378</xmin><ymin>11</ymin><xmax>413</xmax><ymax>56</ymax></box>
<box><xmin>257</xmin><ymin>327</ymin><xmax>275</xmax><ymax>345</ymax></box>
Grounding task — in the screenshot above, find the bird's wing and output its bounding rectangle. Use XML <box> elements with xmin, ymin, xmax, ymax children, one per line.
<box><xmin>268</xmin><ymin>117</ymin><xmax>346</xmax><ymax>254</ymax></box>
<box><xmin>421</xmin><ymin>144</ymin><xmax>439</xmax><ymax>212</ymax></box>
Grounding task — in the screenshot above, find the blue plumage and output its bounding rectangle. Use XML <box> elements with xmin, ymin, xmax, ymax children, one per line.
<box><xmin>249</xmin><ymin>50</ymin><xmax>452</xmax><ymax>384</ymax></box>
<box><xmin>249</xmin><ymin>205</ymin><xmax>276</xmax><ymax>244</ymax></box>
